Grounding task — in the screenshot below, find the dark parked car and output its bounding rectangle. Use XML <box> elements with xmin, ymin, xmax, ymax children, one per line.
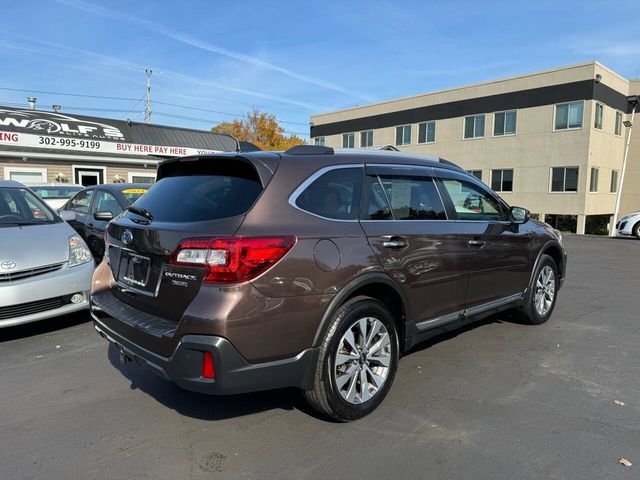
<box><xmin>59</xmin><ymin>184</ymin><xmax>149</xmax><ymax>260</ymax></box>
<box><xmin>91</xmin><ymin>146</ymin><xmax>566</xmax><ymax>421</ymax></box>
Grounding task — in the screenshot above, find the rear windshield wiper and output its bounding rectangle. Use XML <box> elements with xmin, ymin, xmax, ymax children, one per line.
<box><xmin>126</xmin><ymin>205</ymin><xmax>154</xmax><ymax>222</ymax></box>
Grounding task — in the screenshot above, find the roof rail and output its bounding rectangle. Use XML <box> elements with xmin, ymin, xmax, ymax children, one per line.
<box><xmin>285</xmin><ymin>145</ymin><xmax>334</xmax><ymax>155</ymax></box>
<box><xmin>378</xmin><ymin>145</ymin><xmax>399</xmax><ymax>151</ymax></box>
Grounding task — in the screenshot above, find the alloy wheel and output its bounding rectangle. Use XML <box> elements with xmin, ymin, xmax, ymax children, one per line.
<box><xmin>333</xmin><ymin>317</ymin><xmax>392</xmax><ymax>404</ymax></box>
<box><xmin>534</xmin><ymin>265</ymin><xmax>556</xmax><ymax>316</ymax></box>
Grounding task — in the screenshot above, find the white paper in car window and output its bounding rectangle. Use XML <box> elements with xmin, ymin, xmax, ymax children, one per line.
<box><xmin>390</xmin><ymin>179</ymin><xmax>411</xmax><ymax>209</ymax></box>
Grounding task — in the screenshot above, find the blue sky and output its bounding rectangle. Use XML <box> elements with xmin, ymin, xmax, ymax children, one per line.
<box><xmin>2</xmin><ymin>0</ymin><xmax>640</xmax><ymax>138</ymax></box>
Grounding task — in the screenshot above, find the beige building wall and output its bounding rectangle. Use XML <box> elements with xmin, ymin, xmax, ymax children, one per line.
<box><xmin>312</xmin><ymin>61</ymin><xmax>640</xmax><ymax>232</ymax></box>
<box><xmin>0</xmin><ymin>157</ymin><xmax>157</xmax><ymax>184</ymax></box>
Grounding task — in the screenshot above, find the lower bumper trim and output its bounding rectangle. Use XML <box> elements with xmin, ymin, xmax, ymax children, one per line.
<box><xmin>92</xmin><ymin>315</ymin><xmax>318</xmax><ymax>395</ymax></box>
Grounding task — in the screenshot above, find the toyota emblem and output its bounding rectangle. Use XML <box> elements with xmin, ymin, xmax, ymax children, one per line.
<box><xmin>1</xmin><ymin>260</ymin><xmax>17</xmax><ymax>270</ymax></box>
<box><xmin>121</xmin><ymin>230</ymin><xmax>133</xmax><ymax>245</ymax></box>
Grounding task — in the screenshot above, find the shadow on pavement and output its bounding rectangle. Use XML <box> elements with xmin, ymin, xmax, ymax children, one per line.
<box><xmin>0</xmin><ymin>310</ymin><xmax>90</xmax><ymax>342</ymax></box>
<box><xmin>104</xmin><ymin>311</ymin><xmax>521</xmax><ymax>422</ymax></box>
<box><xmin>106</xmin><ymin>344</ymin><xmax>326</xmax><ymax>421</ymax></box>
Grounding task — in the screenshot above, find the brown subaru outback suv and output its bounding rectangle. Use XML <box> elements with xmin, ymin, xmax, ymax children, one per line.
<box><xmin>91</xmin><ymin>145</ymin><xmax>566</xmax><ymax>421</ymax></box>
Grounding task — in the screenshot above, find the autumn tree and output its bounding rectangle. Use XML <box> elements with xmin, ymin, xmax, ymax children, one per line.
<box><xmin>212</xmin><ymin>109</ymin><xmax>305</xmax><ymax>151</ymax></box>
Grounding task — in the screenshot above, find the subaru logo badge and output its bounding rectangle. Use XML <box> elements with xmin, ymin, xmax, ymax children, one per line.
<box><xmin>121</xmin><ymin>230</ymin><xmax>133</xmax><ymax>245</ymax></box>
<box><xmin>1</xmin><ymin>260</ymin><xmax>16</xmax><ymax>270</ymax></box>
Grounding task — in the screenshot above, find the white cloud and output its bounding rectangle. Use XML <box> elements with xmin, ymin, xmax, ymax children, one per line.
<box><xmin>56</xmin><ymin>0</ymin><xmax>374</xmax><ymax>102</ymax></box>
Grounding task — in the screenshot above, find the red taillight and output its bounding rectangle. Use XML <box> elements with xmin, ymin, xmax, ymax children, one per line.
<box><xmin>169</xmin><ymin>236</ymin><xmax>296</xmax><ymax>284</ymax></box>
<box><xmin>202</xmin><ymin>351</ymin><xmax>215</xmax><ymax>379</ymax></box>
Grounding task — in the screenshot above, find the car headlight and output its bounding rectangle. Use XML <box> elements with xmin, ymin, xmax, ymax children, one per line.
<box><xmin>68</xmin><ymin>235</ymin><xmax>92</xmax><ymax>267</ymax></box>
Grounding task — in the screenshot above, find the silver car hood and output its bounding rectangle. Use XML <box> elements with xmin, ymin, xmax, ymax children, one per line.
<box><xmin>0</xmin><ymin>221</ymin><xmax>72</xmax><ymax>271</ymax></box>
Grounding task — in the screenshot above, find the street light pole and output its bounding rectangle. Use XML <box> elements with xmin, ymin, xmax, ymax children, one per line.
<box><xmin>610</xmin><ymin>97</ymin><xmax>638</xmax><ymax>237</ymax></box>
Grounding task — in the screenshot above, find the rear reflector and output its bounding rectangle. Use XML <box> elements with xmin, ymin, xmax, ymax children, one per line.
<box><xmin>169</xmin><ymin>236</ymin><xmax>296</xmax><ymax>284</ymax></box>
<box><xmin>202</xmin><ymin>351</ymin><xmax>215</xmax><ymax>379</ymax></box>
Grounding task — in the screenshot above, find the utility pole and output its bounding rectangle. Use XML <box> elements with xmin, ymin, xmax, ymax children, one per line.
<box><xmin>611</xmin><ymin>95</ymin><xmax>638</xmax><ymax>236</ymax></box>
<box><xmin>144</xmin><ymin>69</ymin><xmax>152</xmax><ymax>123</ymax></box>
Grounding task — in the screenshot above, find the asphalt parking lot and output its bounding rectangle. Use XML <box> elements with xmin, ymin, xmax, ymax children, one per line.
<box><xmin>1</xmin><ymin>235</ymin><xmax>639</xmax><ymax>480</ymax></box>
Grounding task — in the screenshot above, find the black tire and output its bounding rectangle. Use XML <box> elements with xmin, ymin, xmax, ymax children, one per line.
<box><xmin>633</xmin><ymin>222</ymin><xmax>640</xmax><ymax>240</ymax></box>
<box><xmin>304</xmin><ymin>296</ymin><xmax>399</xmax><ymax>422</ymax></box>
<box><xmin>518</xmin><ymin>254</ymin><xmax>559</xmax><ymax>325</ymax></box>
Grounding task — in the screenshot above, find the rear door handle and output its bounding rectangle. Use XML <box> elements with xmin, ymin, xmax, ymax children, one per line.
<box><xmin>382</xmin><ymin>236</ymin><xmax>409</xmax><ymax>249</ymax></box>
<box><xmin>468</xmin><ymin>239</ymin><xmax>486</xmax><ymax>247</ymax></box>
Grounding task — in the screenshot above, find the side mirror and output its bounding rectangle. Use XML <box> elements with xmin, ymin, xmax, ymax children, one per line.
<box><xmin>510</xmin><ymin>206</ymin><xmax>530</xmax><ymax>224</ymax></box>
<box><xmin>59</xmin><ymin>210</ymin><xmax>77</xmax><ymax>222</ymax></box>
<box><xmin>93</xmin><ymin>211</ymin><xmax>114</xmax><ymax>221</ymax></box>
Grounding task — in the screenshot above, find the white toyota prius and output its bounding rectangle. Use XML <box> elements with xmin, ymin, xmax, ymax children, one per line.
<box><xmin>0</xmin><ymin>180</ymin><xmax>94</xmax><ymax>328</ymax></box>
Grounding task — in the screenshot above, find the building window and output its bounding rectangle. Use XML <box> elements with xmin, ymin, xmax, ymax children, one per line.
<box><xmin>314</xmin><ymin>136</ymin><xmax>325</xmax><ymax>146</ymax></box>
<box><xmin>491</xmin><ymin>169</ymin><xmax>513</xmax><ymax>192</ymax></box>
<box><xmin>615</xmin><ymin>111</ymin><xmax>623</xmax><ymax>136</ymax></box>
<box><xmin>467</xmin><ymin>170</ymin><xmax>483</xmax><ymax>181</ymax></box>
<box><xmin>128</xmin><ymin>173</ymin><xmax>156</xmax><ymax>184</ymax></box>
<box><xmin>464</xmin><ymin>114</ymin><xmax>485</xmax><ymax>139</ymax></box>
<box><xmin>594</xmin><ymin>103</ymin><xmax>604</xmax><ymax>130</ymax></box>
<box><xmin>551</xmin><ymin>167</ymin><xmax>579</xmax><ymax>192</ymax></box>
<box><xmin>3</xmin><ymin>167</ymin><xmax>47</xmax><ymax>183</ymax></box>
<box><xmin>418</xmin><ymin>121</ymin><xmax>436</xmax><ymax>144</ymax></box>
<box><xmin>610</xmin><ymin>170</ymin><xmax>619</xmax><ymax>193</ymax></box>
<box><xmin>395</xmin><ymin>125</ymin><xmax>411</xmax><ymax>146</ymax></box>
<box><xmin>494</xmin><ymin>110</ymin><xmax>517</xmax><ymax>136</ymax></box>
<box><xmin>342</xmin><ymin>133</ymin><xmax>355</xmax><ymax>148</ymax></box>
<box><xmin>555</xmin><ymin>101</ymin><xmax>583</xmax><ymax>130</ymax></box>
<box><xmin>360</xmin><ymin>130</ymin><xmax>374</xmax><ymax>148</ymax></box>
<box><xmin>589</xmin><ymin>167</ymin><xmax>599</xmax><ymax>192</ymax></box>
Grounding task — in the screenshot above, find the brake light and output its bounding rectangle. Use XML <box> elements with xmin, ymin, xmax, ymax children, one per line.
<box><xmin>169</xmin><ymin>236</ymin><xmax>296</xmax><ymax>284</ymax></box>
<box><xmin>202</xmin><ymin>351</ymin><xmax>215</xmax><ymax>379</ymax></box>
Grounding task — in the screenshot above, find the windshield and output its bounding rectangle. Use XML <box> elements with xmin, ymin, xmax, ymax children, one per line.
<box><xmin>29</xmin><ymin>185</ymin><xmax>83</xmax><ymax>200</ymax></box>
<box><xmin>0</xmin><ymin>187</ymin><xmax>58</xmax><ymax>226</ymax></box>
<box><xmin>121</xmin><ymin>188</ymin><xmax>149</xmax><ymax>204</ymax></box>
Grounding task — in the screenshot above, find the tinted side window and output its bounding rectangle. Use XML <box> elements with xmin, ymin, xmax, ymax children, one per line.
<box><xmin>295</xmin><ymin>168</ymin><xmax>362</xmax><ymax>220</ymax></box>
<box><xmin>69</xmin><ymin>190</ymin><xmax>94</xmax><ymax>214</ymax></box>
<box><xmin>364</xmin><ymin>174</ymin><xmax>446</xmax><ymax>220</ymax></box>
<box><xmin>91</xmin><ymin>191</ymin><xmax>123</xmax><ymax>216</ymax></box>
<box><xmin>441</xmin><ymin>179</ymin><xmax>509</xmax><ymax>221</ymax></box>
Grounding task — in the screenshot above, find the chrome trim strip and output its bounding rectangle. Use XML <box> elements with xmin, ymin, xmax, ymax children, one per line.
<box><xmin>415</xmin><ymin>311</ymin><xmax>463</xmax><ymax>331</ymax></box>
<box><xmin>464</xmin><ymin>293</ymin><xmax>523</xmax><ymax>317</ymax></box>
<box><xmin>415</xmin><ymin>292</ymin><xmax>524</xmax><ymax>332</ymax></box>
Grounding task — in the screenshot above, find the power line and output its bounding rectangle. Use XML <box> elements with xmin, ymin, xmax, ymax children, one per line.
<box><xmin>153</xmin><ymin>100</ymin><xmax>309</xmax><ymax>126</ymax></box>
<box><xmin>153</xmin><ymin>111</ymin><xmax>308</xmax><ymax>137</ymax></box>
<box><xmin>0</xmin><ymin>86</ymin><xmax>138</xmax><ymax>102</ymax></box>
<box><xmin>0</xmin><ymin>85</ymin><xmax>311</xmax><ymax>127</ymax></box>
<box><xmin>0</xmin><ymin>100</ymin><xmax>142</xmax><ymax>114</ymax></box>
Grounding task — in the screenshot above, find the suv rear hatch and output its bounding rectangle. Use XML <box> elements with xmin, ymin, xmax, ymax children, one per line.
<box><xmin>104</xmin><ymin>154</ymin><xmax>277</xmax><ymax>322</ymax></box>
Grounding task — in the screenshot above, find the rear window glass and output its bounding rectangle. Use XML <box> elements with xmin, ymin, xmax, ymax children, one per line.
<box><xmin>130</xmin><ymin>169</ymin><xmax>262</xmax><ymax>223</ymax></box>
<box><xmin>30</xmin><ymin>186</ymin><xmax>83</xmax><ymax>199</ymax></box>
<box><xmin>295</xmin><ymin>168</ymin><xmax>362</xmax><ymax>220</ymax></box>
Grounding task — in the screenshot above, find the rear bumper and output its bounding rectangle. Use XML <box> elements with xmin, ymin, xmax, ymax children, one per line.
<box><xmin>91</xmin><ymin>312</ymin><xmax>318</xmax><ymax>395</ymax></box>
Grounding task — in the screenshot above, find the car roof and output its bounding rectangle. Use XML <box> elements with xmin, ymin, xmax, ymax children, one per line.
<box><xmin>83</xmin><ymin>183</ymin><xmax>151</xmax><ymax>193</ymax></box>
<box><xmin>24</xmin><ymin>182</ymin><xmax>84</xmax><ymax>188</ymax></box>
<box><xmin>0</xmin><ymin>179</ymin><xmax>26</xmax><ymax>188</ymax></box>
<box><xmin>168</xmin><ymin>147</ymin><xmax>463</xmax><ymax>173</ymax></box>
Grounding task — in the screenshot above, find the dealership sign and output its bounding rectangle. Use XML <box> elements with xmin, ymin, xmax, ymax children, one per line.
<box><xmin>0</xmin><ymin>108</ymin><xmax>125</xmax><ymax>140</ymax></box>
<box><xmin>0</xmin><ymin>130</ymin><xmax>221</xmax><ymax>157</ymax></box>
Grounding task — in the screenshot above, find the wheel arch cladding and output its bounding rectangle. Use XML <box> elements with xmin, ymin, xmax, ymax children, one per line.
<box><xmin>542</xmin><ymin>244</ymin><xmax>564</xmax><ymax>278</ymax></box>
<box><xmin>313</xmin><ymin>274</ymin><xmax>408</xmax><ymax>349</ymax></box>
